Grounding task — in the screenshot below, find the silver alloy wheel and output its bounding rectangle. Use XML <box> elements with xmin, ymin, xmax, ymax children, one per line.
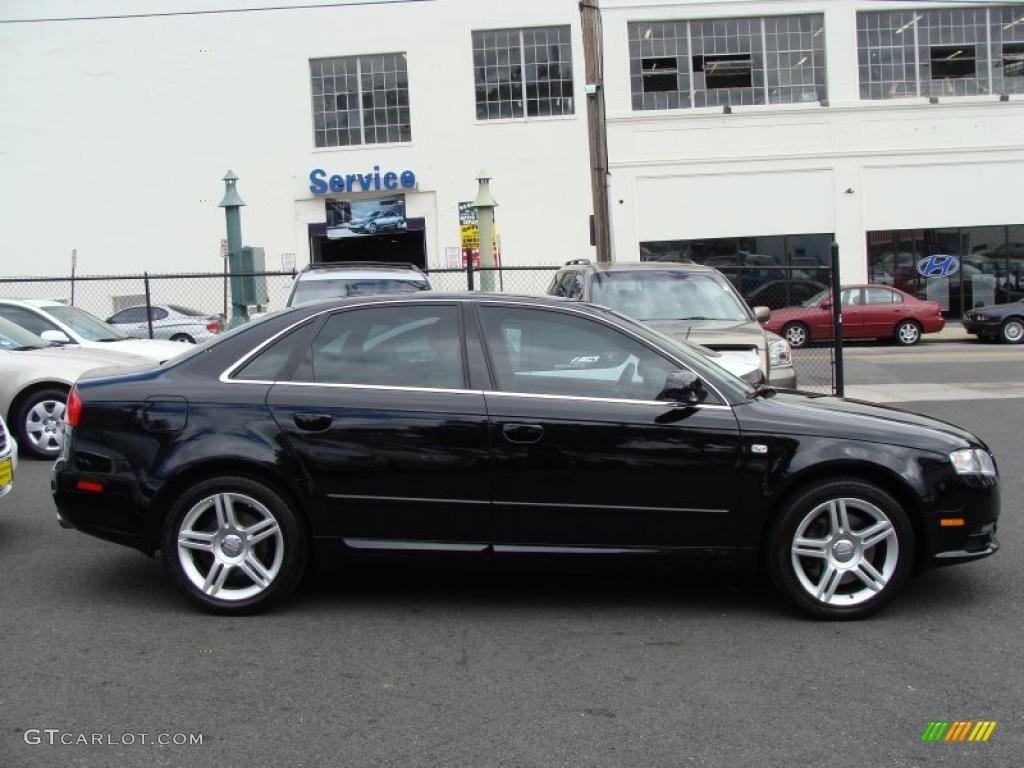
<box><xmin>25</xmin><ymin>399</ymin><xmax>65</xmax><ymax>455</ymax></box>
<box><xmin>790</xmin><ymin>497</ymin><xmax>899</xmax><ymax>606</ymax></box>
<box><xmin>898</xmin><ymin>322</ymin><xmax>920</xmax><ymax>344</ymax></box>
<box><xmin>177</xmin><ymin>492</ymin><xmax>284</xmax><ymax>601</ymax></box>
<box><xmin>784</xmin><ymin>324</ymin><xmax>807</xmax><ymax>347</ymax></box>
<box><xmin>1003</xmin><ymin>320</ymin><xmax>1023</xmax><ymax>343</ymax></box>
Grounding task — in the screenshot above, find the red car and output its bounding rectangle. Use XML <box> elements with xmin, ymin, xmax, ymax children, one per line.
<box><xmin>763</xmin><ymin>284</ymin><xmax>945</xmax><ymax>347</ymax></box>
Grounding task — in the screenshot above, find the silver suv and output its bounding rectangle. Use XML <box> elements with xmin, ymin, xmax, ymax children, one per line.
<box><xmin>286</xmin><ymin>262</ymin><xmax>431</xmax><ymax>307</ymax></box>
<box><xmin>547</xmin><ymin>260</ymin><xmax>796</xmax><ymax>389</ymax></box>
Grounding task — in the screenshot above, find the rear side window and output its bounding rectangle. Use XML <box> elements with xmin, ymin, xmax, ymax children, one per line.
<box><xmin>234</xmin><ymin>325</ymin><xmax>310</xmax><ymax>381</ymax></box>
<box><xmin>300</xmin><ymin>305</ymin><xmax>464</xmax><ymax>389</ymax></box>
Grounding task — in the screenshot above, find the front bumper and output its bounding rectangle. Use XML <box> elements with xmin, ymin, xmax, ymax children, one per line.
<box><xmin>962</xmin><ymin>319</ymin><xmax>1001</xmax><ymax>337</ymax></box>
<box><xmin>921</xmin><ymin>473</ymin><xmax>1000</xmax><ymax>569</ymax></box>
<box><xmin>768</xmin><ymin>366</ymin><xmax>797</xmax><ymax>389</ymax></box>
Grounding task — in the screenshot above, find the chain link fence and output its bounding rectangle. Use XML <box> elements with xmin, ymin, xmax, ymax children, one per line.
<box><xmin>0</xmin><ymin>261</ymin><xmax>842</xmax><ymax>394</ymax></box>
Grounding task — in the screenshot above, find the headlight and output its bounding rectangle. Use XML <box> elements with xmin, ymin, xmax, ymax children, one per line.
<box><xmin>949</xmin><ymin>448</ymin><xmax>996</xmax><ymax>476</ymax></box>
<box><xmin>768</xmin><ymin>337</ymin><xmax>793</xmax><ymax>368</ymax></box>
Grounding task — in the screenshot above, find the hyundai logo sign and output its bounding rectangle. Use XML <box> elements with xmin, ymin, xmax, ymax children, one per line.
<box><xmin>916</xmin><ymin>254</ymin><xmax>960</xmax><ymax>279</ymax></box>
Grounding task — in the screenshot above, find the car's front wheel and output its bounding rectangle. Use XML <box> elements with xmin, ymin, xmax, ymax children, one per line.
<box><xmin>14</xmin><ymin>386</ymin><xmax>68</xmax><ymax>459</ymax></box>
<box><xmin>162</xmin><ymin>476</ymin><xmax>307</xmax><ymax>614</ymax></box>
<box><xmin>767</xmin><ymin>479</ymin><xmax>914</xmax><ymax>620</ymax></box>
<box><xmin>781</xmin><ymin>322</ymin><xmax>809</xmax><ymax>348</ymax></box>
<box><xmin>1000</xmin><ymin>318</ymin><xmax>1023</xmax><ymax>344</ymax></box>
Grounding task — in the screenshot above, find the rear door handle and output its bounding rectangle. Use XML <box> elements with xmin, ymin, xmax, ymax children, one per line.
<box><xmin>502</xmin><ymin>423</ymin><xmax>544</xmax><ymax>444</ymax></box>
<box><xmin>293</xmin><ymin>413</ymin><xmax>333</xmax><ymax>432</ymax></box>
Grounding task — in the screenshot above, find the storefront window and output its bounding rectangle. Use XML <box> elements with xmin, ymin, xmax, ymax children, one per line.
<box><xmin>639</xmin><ymin>233</ymin><xmax>832</xmax><ymax>310</ymax></box>
<box><xmin>867</xmin><ymin>225</ymin><xmax>1024</xmax><ymax>317</ymax></box>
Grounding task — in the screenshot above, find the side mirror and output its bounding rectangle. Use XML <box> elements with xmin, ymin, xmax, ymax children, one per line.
<box><xmin>40</xmin><ymin>330</ymin><xmax>71</xmax><ymax>344</ymax></box>
<box><xmin>657</xmin><ymin>370</ymin><xmax>707</xmax><ymax>405</ymax></box>
<box><xmin>753</xmin><ymin>306</ymin><xmax>771</xmax><ymax>323</ymax></box>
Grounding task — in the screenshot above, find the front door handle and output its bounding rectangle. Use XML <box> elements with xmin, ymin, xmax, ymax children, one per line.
<box><xmin>502</xmin><ymin>423</ymin><xmax>544</xmax><ymax>444</ymax></box>
<box><xmin>293</xmin><ymin>413</ymin><xmax>333</xmax><ymax>432</ymax></box>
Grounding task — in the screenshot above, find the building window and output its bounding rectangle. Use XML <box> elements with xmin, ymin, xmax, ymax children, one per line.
<box><xmin>858</xmin><ymin>6</ymin><xmax>1024</xmax><ymax>99</ymax></box>
<box><xmin>472</xmin><ymin>26</ymin><xmax>574</xmax><ymax>120</ymax></box>
<box><xmin>628</xmin><ymin>15</ymin><xmax>826</xmax><ymax>111</ymax></box>
<box><xmin>310</xmin><ymin>53</ymin><xmax>411</xmax><ymax>148</ymax></box>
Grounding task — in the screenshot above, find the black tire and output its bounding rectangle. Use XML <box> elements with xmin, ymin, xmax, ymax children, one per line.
<box><xmin>170</xmin><ymin>333</ymin><xmax>196</xmax><ymax>344</ymax></box>
<box><xmin>13</xmin><ymin>386</ymin><xmax>69</xmax><ymax>460</ymax></box>
<box><xmin>894</xmin><ymin>320</ymin><xmax>922</xmax><ymax>346</ymax></box>
<box><xmin>367</xmin><ymin>222</ymin><xmax>378</xmax><ymax>234</ymax></box>
<box><xmin>161</xmin><ymin>476</ymin><xmax>307</xmax><ymax>614</ymax></box>
<box><xmin>782</xmin><ymin>322</ymin><xmax>810</xmax><ymax>349</ymax></box>
<box><xmin>1000</xmin><ymin>317</ymin><xmax>1023</xmax><ymax>345</ymax></box>
<box><xmin>766</xmin><ymin>478</ymin><xmax>915</xmax><ymax>620</ymax></box>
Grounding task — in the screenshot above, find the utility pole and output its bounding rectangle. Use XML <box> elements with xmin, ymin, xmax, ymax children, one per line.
<box><xmin>580</xmin><ymin>0</ymin><xmax>611</xmax><ymax>263</ymax></box>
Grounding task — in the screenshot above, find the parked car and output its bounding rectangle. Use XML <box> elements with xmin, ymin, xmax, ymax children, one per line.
<box><xmin>547</xmin><ymin>260</ymin><xmax>796</xmax><ymax>388</ymax></box>
<box><xmin>286</xmin><ymin>262</ymin><xmax>430</xmax><ymax>307</ymax></box>
<box><xmin>106</xmin><ymin>304</ymin><xmax>223</xmax><ymax>344</ymax></box>
<box><xmin>963</xmin><ymin>298</ymin><xmax>1024</xmax><ymax>344</ymax></box>
<box><xmin>0</xmin><ymin>413</ymin><xmax>17</xmax><ymax>501</ymax></box>
<box><xmin>348</xmin><ymin>209</ymin><xmax>407</xmax><ymax>235</ymax></box>
<box><xmin>744</xmin><ymin>279</ymin><xmax>828</xmax><ymax>311</ymax></box>
<box><xmin>0</xmin><ymin>299</ymin><xmax>189</xmax><ymax>362</ymax></box>
<box><xmin>764</xmin><ymin>285</ymin><xmax>944</xmax><ymax>348</ymax></box>
<box><xmin>53</xmin><ymin>294</ymin><xmax>998</xmax><ymax>619</ymax></box>
<box><xmin>0</xmin><ymin>317</ymin><xmax>150</xmax><ymax>459</ymax></box>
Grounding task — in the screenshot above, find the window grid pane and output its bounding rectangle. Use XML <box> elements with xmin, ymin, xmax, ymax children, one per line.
<box><xmin>473</xmin><ymin>26</ymin><xmax>574</xmax><ymax>120</ymax></box>
<box><xmin>628</xmin><ymin>14</ymin><xmax>826</xmax><ymax>111</ymax></box>
<box><xmin>309</xmin><ymin>53</ymin><xmax>410</xmax><ymax>148</ymax></box>
<box><xmin>992</xmin><ymin>5</ymin><xmax>1024</xmax><ymax>95</ymax></box>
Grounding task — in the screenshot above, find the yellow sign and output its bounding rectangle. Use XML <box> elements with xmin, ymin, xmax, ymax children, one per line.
<box><xmin>0</xmin><ymin>457</ymin><xmax>12</xmax><ymax>487</ymax></box>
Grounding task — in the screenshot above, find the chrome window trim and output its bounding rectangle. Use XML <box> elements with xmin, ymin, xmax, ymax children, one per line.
<box><xmin>218</xmin><ymin>295</ymin><xmax>734</xmax><ymax>406</ymax></box>
<box><xmin>484</xmin><ymin>390</ymin><xmax>732</xmax><ymax>410</ymax></box>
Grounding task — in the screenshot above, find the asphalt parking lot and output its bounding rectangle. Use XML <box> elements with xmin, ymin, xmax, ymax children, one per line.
<box><xmin>1</xmin><ymin>349</ymin><xmax>1021</xmax><ymax>768</ymax></box>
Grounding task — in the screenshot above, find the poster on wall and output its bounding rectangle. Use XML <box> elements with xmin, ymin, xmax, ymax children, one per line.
<box><xmin>326</xmin><ymin>195</ymin><xmax>407</xmax><ymax>239</ymax></box>
<box><xmin>458</xmin><ymin>201</ymin><xmax>500</xmax><ymax>268</ymax></box>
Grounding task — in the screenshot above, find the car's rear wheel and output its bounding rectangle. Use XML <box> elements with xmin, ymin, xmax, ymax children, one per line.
<box><xmin>14</xmin><ymin>386</ymin><xmax>68</xmax><ymax>459</ymax></box>
<box><xmin>1000</xmin><ymin>318</ymin><xmax>1023</xmax><ymax>344</ymax></box>
<box><xmin>162</xmin><ymin>476</ymin><xmax>307</xmax><ymax>614</ymax></box>
<box><xmin>170</xmin><ymin>333</ymin><xmax>196</xmax><ymax>344</ymax></box>
<box><xmin>782</xmin><ymin>322</ymin><xmax>809</xmax><ymax>348</ymax></box>
<box><xmin>894</xmin><ymin>320</ymin><xmax>922</xmax><ymax>346</ymax></box>
<box><xmin>767</xmin><ymin>479</ymin><xmax>914</xmax><ymax>620</ymax></box>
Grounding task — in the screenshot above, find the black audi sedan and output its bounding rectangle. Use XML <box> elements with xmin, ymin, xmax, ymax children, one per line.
<box><xmin>52</xmin><ymin>294</ymin><xmax>999</xmax><ymax>619</ymax></box>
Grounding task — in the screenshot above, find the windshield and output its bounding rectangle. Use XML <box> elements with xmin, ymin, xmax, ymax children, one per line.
<box><xmin>46</xmin><ymin>304</ymin><xmax>129</xmax><ymax>341</ymax></box>
<box><xmin>0</xmin><ymin>316</ymin><xmax>49</xmax><ymax>350</ymax></box>
<box><xmin>289</xmin><ymin>278</ymin><xmax>429</xmax><ymax>306</ymax></box>
<box><xmin>802</xmin><ymin>289</ymin><xmax>829</xmax><ymax>308</ymax></box>
<box><xmin>590</xmin><ymin>271</ymin><xmax>752</xmax><ymax>322</ymax></box>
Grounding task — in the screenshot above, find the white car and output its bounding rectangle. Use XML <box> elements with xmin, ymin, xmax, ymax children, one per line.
<box><xmin>286</xmin><ymin>263</ymin><xmax>431</xmax><ymax>307</ymax></box>
<box><xmin>0</xmin><ymin>317</ymin><xmax>151</xmax><ymax>459</ymax></box>
<box><xmin>0</xmin><ymin>413</ymin><xmax>16</xmax><ymax>500</ymax></box>
<box><xmin>106</xmin><ymin>304</ymin><xmax>223</xmax><ymax>344</ymax></box>
<box><xmin>0</xmin><ymin>299</ymin><xmax>188</xmax><ymax>363</ymax></box>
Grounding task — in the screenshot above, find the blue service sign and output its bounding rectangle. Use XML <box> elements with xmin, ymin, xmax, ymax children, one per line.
<box><xmin>916</xmin><ymin>254</ymin><xmax>960</xmax><ymax>279</ymax></box>
<box><xmin>309</xmin><ymin>167</ymin><xmax>416</xmax><ymax>195</ymax></box>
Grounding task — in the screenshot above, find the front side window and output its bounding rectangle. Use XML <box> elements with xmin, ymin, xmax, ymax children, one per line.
<box><xmin>311</xmin><ymin>53</ymin><xmax>411</xmax><ymax>147</ymax></box>
<box><xmin>302</xmin><ymin>305</ymin><xmax>463</xmax><ymax>389</ymax></box>
<box><xmin>628</xmin><ymin>15</ymin><xmax>826</xmax><ymax>110</ymax></box>
<box><xmin>46</xmin><ymin>305</ymin><xmax>128</xmax><ymax>341</ymax></box>
<box><xmin>589</xmin><ymin>271</ymin><xmax>751</xmax><ymax>323</ymax></box>
<box><xmin>109</xmin><ymin>307</ymin><xmax>146</xmax><ymax>324</ymax></box>
<box><xmin>472</xmin><ymin>26</ymin><xmax>574</xmax><ymax>119</ymax></box>
<box><xmin>480</xmin><ymin>306</ymin><xmax>675</xmax><ymax>401</ymax></box>
<box><xmin>0</xmin><ymin>305</ymin><xmax>57</xmax><ymax>337</ymax></box>
<box><xmin>856</xmin><ymin>6</ymin><xmax>1024</xmax><ymax>99</ymax></box>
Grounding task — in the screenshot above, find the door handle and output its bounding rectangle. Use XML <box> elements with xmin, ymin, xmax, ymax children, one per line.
<box><xmin>293</xmin><ymin>413</ymin><xmax>333</xmax><ymax>432</ymax></box>
<box><xmin>502</xmin><ymin>423</ymin><xmax>544</xmax><ymax>444</ymax></box>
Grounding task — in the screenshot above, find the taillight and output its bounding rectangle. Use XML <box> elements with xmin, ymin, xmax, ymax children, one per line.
<box><xmin>65</xmin><ymin>387</ymin><xmax>82</xmax><ymax>427</ymax></box>
<box><xmin>206</xmin><ymin>320</ymin><xmax>221</xmax><ymax>334</ymax></box>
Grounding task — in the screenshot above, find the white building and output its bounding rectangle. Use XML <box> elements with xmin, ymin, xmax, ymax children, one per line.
<box><xmin>2</xmin><ymin>0</ymin><xmax>1023</xmax><ymax>315</ymax></box>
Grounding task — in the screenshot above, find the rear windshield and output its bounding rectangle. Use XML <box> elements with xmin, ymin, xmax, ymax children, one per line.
<box><xmin>289</xmin><ymin>278</ymin><xmax>429</xmax><ymax>307</ymax></box>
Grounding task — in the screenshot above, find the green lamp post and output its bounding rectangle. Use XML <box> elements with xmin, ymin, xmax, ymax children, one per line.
<box><xmin>218</xmin><ymin>170</ymin><xmax>247</xmax><ymax>327</ymax></box>
<box><xmin>471</xmin><ymin>169</ymin><xmax>498</xmax><ymax>292</ymax></box>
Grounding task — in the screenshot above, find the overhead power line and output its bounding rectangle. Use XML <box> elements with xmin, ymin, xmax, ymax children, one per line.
<box><xmin>0</xmin><ymin>0</ymin><xmax>434</xmax><ymax>25</ymax></box>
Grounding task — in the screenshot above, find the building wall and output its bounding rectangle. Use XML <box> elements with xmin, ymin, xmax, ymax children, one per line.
<box><xmin>0</xmin><ymin>0</ymin><xmax>591</xmax><ymax>275</ymax></box>
<box><xmin>602</xmin><ymin>0</ymin><xmax>1024</xmax><ymax>283</ymax></box>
